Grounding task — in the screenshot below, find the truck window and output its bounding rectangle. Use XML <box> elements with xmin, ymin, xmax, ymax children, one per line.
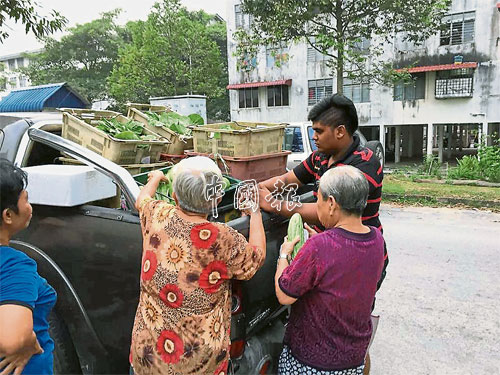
<box><xmin>283</xmin><ymin>127</ymin><xmax>304</xmax><ymax>152</ymax></box>
<box><xmin>307</xmin><ymin>126</ymin><xmax>318</xmax><ymax>151</ymax></box>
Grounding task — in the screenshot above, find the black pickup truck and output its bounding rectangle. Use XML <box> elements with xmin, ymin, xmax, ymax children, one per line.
<box><xmin>0</xmin><ymin>113</ymin><xmax>314</xmax><ymax>374</ymax></box>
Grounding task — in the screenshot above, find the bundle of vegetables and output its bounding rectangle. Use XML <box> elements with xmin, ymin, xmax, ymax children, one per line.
<box><xmin>96</xmin><ymin>118</ymin><xmax>158</xmax><ymax>141</ymax></box>
<box><xmin>145</xmin><ymin>111</ymin><xmax>204</xmax><ymax>137</ymax></box>
<box><xmin>288</xmin><ymin>213</ymin><xmax>307</xmax><ymax>259</ymax></box>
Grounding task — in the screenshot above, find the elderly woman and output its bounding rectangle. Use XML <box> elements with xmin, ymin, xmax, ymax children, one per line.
<box><xmin>0</xmin><ymin>159</ymin><xmax>56</xmax><ymax>374</ymax></box>
<box><xmin>130</xmin><ymin>156</ymin><xmax>266</xmax><ymax>375</ymax></box>
<box><xmin>275</xmin><ymin>165</ymin><xmax>384</xmax><ymax>375</ymax></box>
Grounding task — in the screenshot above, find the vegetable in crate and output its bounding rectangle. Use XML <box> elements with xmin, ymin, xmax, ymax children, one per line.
<box><xmin>145</xmin><ymin>111</ymin><xmax>204</xmax><ymax>136</ymax></box>
<box><xmin>288</xmin><ymin>213</ymin><xmax>306</xmax><ymax>259</ymax></box>
<box><xmin>96</xmin><ymin>118</ymin><xmax>158</xmax><ymax>141</ymax></box>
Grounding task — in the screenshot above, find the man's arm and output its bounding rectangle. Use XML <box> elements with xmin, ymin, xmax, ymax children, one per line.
<box><xmin>258</xmin><ymin>169</ymin><xmax>303</xmax><ymax>193</ymax></box>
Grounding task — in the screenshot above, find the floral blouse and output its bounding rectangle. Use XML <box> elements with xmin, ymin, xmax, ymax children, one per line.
<box><xmin>131</xmin><ymin>198</ymin><xmax>265</xmax><ymax>375</ymax></box>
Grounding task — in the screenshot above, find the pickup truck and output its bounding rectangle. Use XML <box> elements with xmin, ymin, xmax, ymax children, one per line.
<box><xmin>0</xmin><ymin>112</ymin><xmax>314</xmax><ymax>374</ymax></box>
<box><xmin>282</xmin><ymin>122</ymin><xmax>385</xmax><ymax>170</ymax></box>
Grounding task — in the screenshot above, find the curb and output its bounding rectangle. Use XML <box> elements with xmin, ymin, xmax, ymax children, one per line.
<box><xmin>383</xmin><ymin>193</ymin><xmax>500</xmax><ymax>210</ymax></box>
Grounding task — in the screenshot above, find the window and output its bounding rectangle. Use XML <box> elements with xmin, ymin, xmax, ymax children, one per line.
<box><xmin>307</xmin><ymin>126</ymin><xmax>318</xmax><ymax>152</ymax></box>
<box><xmin>343</xmin><ymin>78</ymin><xmax>370</xmax><ymax>103</ymax></box>
<box><xmin>267</xmin><ymin>85</ymin><xmax>289</xmax><ymax>107</ymax></box>
<box><xmin>266</xmin><ymin>44</ymin><xmax>289</xmax><ymax>67</ymax></box>
<box><xmin>19</xmin><ymin>76</ymin><xmax>27</xmax><ymax>88</ymax></box>
<box><xmin>394</xmin><ymin>73</ymin><xmax>425</xmax><ymax>101</ymax></box>
<box><xmin>307</xmin><ymin>37</ymin><xmax>330</xmax><ymax>63</ymax></box>
<box><xmin>8</xmin><ymin>77</ymin><xmax>17</xmax><ymax>89</ymax></box>
<box><xmin>435</xmin><ymin>68</ymin><xmax>473</xmax><ymax>98</ymax></box>
<box><xmin>235</xmin><ymin>4</ymin><xmax>252</xmax><ymax>30</ymax></box>
<box><xmin>440</xmin><ymin>11</ymin><xmax>475</xmax><ymax>46</ymax></box>
<box><xmin>308</xmin><ymin>79</ymin><xmax>333</xmax><ymax>105</ymax></box>
<box><xmin>16</xmin><ymin>58</ymin><xmax>24</xmax><ymax>68</ymax></box>
<box><xmin>283</xmin><ymin>127</ymin><xmax>304</xmax><ymax>152</ymax></box>
<box><xmin>238</xmin><ymin>88</ymin><xmax>259</xmax><ymax>108</ymax></box>
<box><xmin>8</xmin><ymin>59</ymin><xmax>16</xmax><ymax>71</ymax></box>
<box><xmin>352</xmin><ymin>37</ymin><xmax>371</xmax><ymax>55</ymax></box>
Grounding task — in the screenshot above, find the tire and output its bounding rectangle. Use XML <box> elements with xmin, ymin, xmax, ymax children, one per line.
<box><xmin>48</xmin><ymin>311</ymin><xmax>82</xmax><ymax>375</ymax></box>
<box><xmin>365</xmin><ymin>140</ymin><xmax>385</xmax><ymax>168</ymax></box>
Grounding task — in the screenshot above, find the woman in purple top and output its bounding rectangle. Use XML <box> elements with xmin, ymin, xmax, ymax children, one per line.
<box><xmin>275</xmin><ymin>165</ymin><xmax>384</xmax><ymax>375</ymax></box>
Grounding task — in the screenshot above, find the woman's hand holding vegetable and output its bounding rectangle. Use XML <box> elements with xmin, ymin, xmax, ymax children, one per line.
<box><xmin>304</xmin><ymin>223</ymin><xmax>318</xmax><ymax>238</ymax></box>
<box><xmin>280</xmin><ymin>236</ymin><xmax>301</xmax><ymax>258</ymax></box>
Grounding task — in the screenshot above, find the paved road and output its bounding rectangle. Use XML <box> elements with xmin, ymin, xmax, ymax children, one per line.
<box><xmin>370</xmin><ymin>204</ymin><xmax>500</xmax><ymax>375</ymax></box>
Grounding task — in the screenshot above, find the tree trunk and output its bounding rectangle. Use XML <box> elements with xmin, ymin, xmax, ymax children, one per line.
<box><xmin>336</xmin><ymin>0</ymin><xmax>344</xmax><ymax>95</ymax></box>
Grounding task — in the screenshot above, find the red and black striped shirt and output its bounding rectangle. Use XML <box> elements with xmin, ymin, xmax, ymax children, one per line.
<box><xmin>293</xmin><ymin>135</ymin><xmax>383</xmax><ymax>230</ymax></box>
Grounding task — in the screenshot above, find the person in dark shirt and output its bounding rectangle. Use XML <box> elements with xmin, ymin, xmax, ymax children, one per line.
<box><xmin>274</xmin><ymin>166</ymin><xmax>384</xmax><ymax>375</ymax></box>
<box><xmin>258</xmin><ymin>94</ymin><xmax>387</xmax><ymax>282</ymax></box>
<box><xmin>258</xmin><ymin>94</ymin><xmax>388</xmax><ymax>373</ymax></box>
<box><xmin>0</xmin><ymin>159</ymin><xmax>57</xmax><ymax>375</ymax></box>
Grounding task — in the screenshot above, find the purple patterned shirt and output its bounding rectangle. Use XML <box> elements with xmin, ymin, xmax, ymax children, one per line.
<box><xmin>279</xmin><ymin>227</ymin><xmax>384</xmax><ymax>370</ymax></box>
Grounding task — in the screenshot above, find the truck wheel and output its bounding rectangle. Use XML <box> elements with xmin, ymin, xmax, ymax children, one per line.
<box><xmin>48</xmin><ymin>311</ymin><xmax>82</xmax><ymax>374</ymax></box>
<box><xmin>365</xmin><ymin>140</ymin><xmax>384</xmax><ymax>168</ymax></box>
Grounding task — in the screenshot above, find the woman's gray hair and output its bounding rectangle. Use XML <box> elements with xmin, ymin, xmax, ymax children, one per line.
<box><xmin>319</xmin><ymin>165</ymin><xmax>369</xmax><ymax>216</ymax></box>
<box><xmin>172</xmin><ymin>156</ymin><xmax>223</xmax><ymax>215</ymax></box>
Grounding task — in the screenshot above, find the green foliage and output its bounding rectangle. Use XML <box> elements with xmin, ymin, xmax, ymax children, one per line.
<box><xmin>448</xmin><ymin>140</ymin><xmax>500</xmax><ymax>183</ymax></box>
<box><xmin>0</xmin><ymin>0</ymin><xmax>67</xmax><ymax>42</ymax></box>
<box><xmin>21</xmin><ymin>10</ymin><xmax>125</xmax><ymax>102</ymax></box>
<box><xmin>108</xmin><ymin>0</ymin><xmax>229</xmax><ymax>121</ymax></box>
<box><xmin>417</xmin><ymin>155</ymin><xmax>442</xmax><ymax>178</ymax></box>
<box><xmin>95</xmin><ymin>118</ymin><xmax>158</xmax><ymax>141</ymax></box>
<box><xmin>145</xmin><ymin>111</ymin><xmax>198</xmax><ymax>136</ymax></box>
<box><xmin>240</xmin><ymin>0</ymin><xmax>451</xmax><ymax>91</ymax></box>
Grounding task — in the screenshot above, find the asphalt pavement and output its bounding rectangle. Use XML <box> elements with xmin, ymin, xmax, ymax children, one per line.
<box><xmin>370</xmin><ymin>204</ymin><xmax>500</xmax><ymax>375</ymax></box>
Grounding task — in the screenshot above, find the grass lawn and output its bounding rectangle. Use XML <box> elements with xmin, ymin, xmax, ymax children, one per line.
<box><xmin>382</xmin><ymin>175</ymin><xmax>500</xmax><ymax>210</ymax></box>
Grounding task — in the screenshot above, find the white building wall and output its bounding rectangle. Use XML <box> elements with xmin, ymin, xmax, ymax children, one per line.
<box><xmin>227</xmin><ymin>0</ymin><xmax>500</xmax><ymax>131</ymax></box>
<box><xmin>0</xmin><ymin>51</ymin><xmax>37</xmax><ymax>99</ymax></box>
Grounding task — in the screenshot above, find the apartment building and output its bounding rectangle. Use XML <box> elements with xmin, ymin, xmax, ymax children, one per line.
<box><xmin>226</xmin><ymin>0</ymin><xmax>500</xmax><ymax>162</ymax></box>
<box><xmin>0</xmin><ymin>50</ymin><xmax>39</xmax><ymax>99</ymax></box>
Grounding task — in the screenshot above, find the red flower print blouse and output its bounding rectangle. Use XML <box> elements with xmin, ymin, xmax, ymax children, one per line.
<box><xmin>131</xmin><ymin>198</ymin><xmax>265</xmax><ymax>374</ymax></box>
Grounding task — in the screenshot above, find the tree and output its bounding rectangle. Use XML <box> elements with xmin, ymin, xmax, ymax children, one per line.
<box><xmin>21</xmin><ymin>10</ymin><xmax>126</xmax><ymax>103</ymax></box>
<box><xmin>240</xmin><ymin>0</ymin><xmax>451</xmax><ymax>93</ymax></box>
<box><xmin>0</xmin><ymin>0</ymin><xmax>66</xmax><ymax>42</ymax></box>
<box><xmin>109</xmin><ymin>0</ymin><xmax>229</xmax><ymax>121</ymax></box>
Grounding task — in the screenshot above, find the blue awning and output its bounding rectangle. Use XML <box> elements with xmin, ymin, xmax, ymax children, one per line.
<box><xmin>0</xmin><ymin>83</ymin><xmax>90</xmax><ymax>112</ymax></box>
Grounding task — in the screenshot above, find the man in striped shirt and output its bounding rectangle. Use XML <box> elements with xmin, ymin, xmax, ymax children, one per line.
<box><xmin>258</xmin><ymin>94</ymin><xmax>388</xmax><ymax>288</ymax></box>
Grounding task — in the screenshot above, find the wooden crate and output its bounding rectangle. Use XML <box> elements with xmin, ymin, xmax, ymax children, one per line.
<box><xmin>127</xmin><ymin>104</ymin><xmax>193</xmax><ymax>155</ymax></box>
<box><xmin>60</xmin><ymin>108</ymin><xmax>170</xmax><ymax>165</ymax></box>
<box><xmin>191</xmin><ymin>121</ymin><xmax>287</xmax><ymax>157</ymax></box>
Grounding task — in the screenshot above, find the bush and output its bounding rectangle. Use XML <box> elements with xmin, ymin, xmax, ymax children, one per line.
<box><xmin>417</xmin><ymin>155</ymin><xmax>441</xmax><ymax>178</ymax></box>
<box><xmin>448</xmin><ymin>140</ymin><xmax>500</xmax><ymax>182</ymax></box>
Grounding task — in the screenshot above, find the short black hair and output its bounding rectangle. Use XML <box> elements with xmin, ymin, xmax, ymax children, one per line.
<box><xmin>307</xmin><ymin>93</ymin><xmax>359</xmax><ymax>135</ymax></box>
<box><xmin>0</xmin><ymin>159</ymin><xmax>28</xmax><ymax>217</ymax></box>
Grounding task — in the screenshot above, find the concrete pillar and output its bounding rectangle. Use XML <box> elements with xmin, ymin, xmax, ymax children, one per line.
<box><xmin>482</xmin><ymin>122</ymin><xmax>489</xmax><ymax>146</ymax></box>
<box><xmin>379</xmin><ymin>125</ymin><xmax>386</xmax><ymax>154</ymax></box>
<box><xmin>408</xmin><ymin>127</ymin><xmax>414</xmax><ymax>158</ymax></box>
<box><xmin>427</xmin><ymin>123</ymin><xmax>434</xmax><ymax>156</ymax></box>
<box><xmin>458</xmin><ymin>125</ymin><xmax>463</xmax><ymax>151</ymax></box>
<box><xmin>388</xmin><ymin>126</ymin><xmax>392</xmax><ymax>152</ymax></box>
<box><xmin>438</xmin><ymin>125</ymin><xmax>444</xmax><ymax>163</ymax></box>
<box><xmin>395</xmin><ymin>125</ymin><xmax>401</xmax><ymax>163</ymax></box>
<box><xmin>446</xmin><ymin>125</ymin><xmax>453</xmax><ymax>160</ymax></box>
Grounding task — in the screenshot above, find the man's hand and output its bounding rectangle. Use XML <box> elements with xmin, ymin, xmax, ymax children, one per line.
<box><xmin>258</xmin><ymin>186</ymin><xmax>273</xmax><ymax>212</ymax></box>
<box><xmin>0</xmin><ymin>337</ymin><xmax>42</xmax><ymax>375</ymax></box>
<box><xmin>280</xmin><ymin>236</ymin><xmax>301</xmax><ymax>257</ymax></box>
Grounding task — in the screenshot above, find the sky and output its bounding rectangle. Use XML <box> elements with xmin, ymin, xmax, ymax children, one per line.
<box><xmin>0</xmin><ymin>0</ymin><xmax>229</xmax><ymax>56</ymax></box>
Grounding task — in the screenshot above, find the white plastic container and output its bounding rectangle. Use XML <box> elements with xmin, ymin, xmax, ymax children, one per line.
<box><xmin>23</xmin><ymin>165</ymin><xmax>117</xmax><ymax>207</ymax></box>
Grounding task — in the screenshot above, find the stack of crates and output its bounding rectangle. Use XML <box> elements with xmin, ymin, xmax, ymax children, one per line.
<box><xmin>60</xmin><ymin>108</ymin><xmax>170</xmax><ymax>168</ymax></box>
<box><xmin>189</xmin><ymin>121</ymin><xmax>290</xmax><ymax>182</ymax></box>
